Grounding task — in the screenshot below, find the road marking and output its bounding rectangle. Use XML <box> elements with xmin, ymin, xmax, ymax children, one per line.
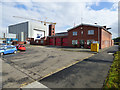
<box><xmin>39</xmin><ymin>54</ymin><xmax>94</xmax><ymax>80</ymax></box>
<box><xmin>19</xmin><ymin>54</ymin><xmax>94</xmax><ymax>88</ymax></box>
<box><xmin>21</xmin><ymin>83</ymin><xmax>27</xmax><ymax>87</ymax></box>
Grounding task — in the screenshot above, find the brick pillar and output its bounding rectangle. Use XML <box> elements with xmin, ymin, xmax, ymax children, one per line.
<box><xmin>61</xmin><ymin>38</ymin><xmax>62</xmax><ymax>46</ymax></box>
<box><xmin>54</xmin><ymin>38</ymin><xmax>56</xmax><ymax>46</ymax></box>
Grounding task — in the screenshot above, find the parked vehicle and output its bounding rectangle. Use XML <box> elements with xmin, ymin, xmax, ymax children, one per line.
<box><xmin>0</xmin><ymin>45</ymin><xmax>17</xmax><ymax>56</ymax></box>
<box><xmin>0</xmin><ymin>43</ymin><xmax>6</xmax><ymax>46</ymax></box>
<box><xmin>16</xmin><ymin>44</ymin><xmax>26</xmax><ymax>51</ymax></box>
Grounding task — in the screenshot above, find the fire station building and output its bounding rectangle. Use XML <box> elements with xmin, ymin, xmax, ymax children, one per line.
<box><xmin>46</xmin><ymin>23</ymin><xmax>113</xmax><ymax>49</ymax></box>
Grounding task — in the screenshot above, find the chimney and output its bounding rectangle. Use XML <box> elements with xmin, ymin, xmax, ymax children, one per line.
<box><xmin>49</xmin><ymin>24</ymin><xmax>55</xmax><ymax>36</ymax></box>
<box><xmin>103</xmin><ymin>26</ymin><xmax>106</xmax><ymax>28</ymax></box>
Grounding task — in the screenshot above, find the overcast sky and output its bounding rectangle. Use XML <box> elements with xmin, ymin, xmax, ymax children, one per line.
<box><xmin>0</xmin><ymin>0</ymin><xmax>119</xmax><ymax>38</ymax></box>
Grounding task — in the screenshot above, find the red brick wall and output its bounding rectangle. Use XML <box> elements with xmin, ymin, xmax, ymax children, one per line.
<box><xmin>49</xmin><ymin>25</ymin><xmax>55</xmax><ymax>36</ymax></box>
<box><xmin>47</xmin><ymin>36</ymin><xmax>68</xmax><ymax>46</ymax></box>
<box><xmin>111</xmin><ymin>40</ymin><xmax>114</xmax><ymax>46</ymax></box>
<box><xmin>68</xmin><ymin>25</ymin><xmax>101</xmax><ymax>48</ymax></box>
<box><xmin>101</xmin><ymin>29</ymin><xmax>112</xmax><ymax>49</ymax></box>
<box><xmin>30</xmin><ymin>25</ymin><xmax>112</xmax><ymax>49</ymax></box>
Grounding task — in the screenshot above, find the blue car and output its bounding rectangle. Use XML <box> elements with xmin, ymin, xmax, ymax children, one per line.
<box><xmin>0</xmin><ymin>45</ymin><xmax>17</xmax><ymax>56</ymax></box>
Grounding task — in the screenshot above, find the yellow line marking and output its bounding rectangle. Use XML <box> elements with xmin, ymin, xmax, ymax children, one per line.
<box><xmin>20</xmin><ymin>80</ymin><xmax>35</xmax><ymax>88</ymax></box>
<box><xmin>39</xmin><ymin>54</ymin><xmax>94</xmax><ymax>80</ymax></box>
<box><xmin>20</xmin><ymin>54</ymin><xmax>94</xmax><ymax>88</ymax></box>
<box><xmin>20</xmin><ymin>83</ymin><xmax>28</xmax><ymax>87</ymax></box>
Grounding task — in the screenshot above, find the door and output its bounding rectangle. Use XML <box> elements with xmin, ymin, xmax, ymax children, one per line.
<box><xmin>56</xmin><ymin>38</ymin><xmax>61</xmax><ymax>46</ymax></box>
<box><xmin>49</xmin><ymin>38</ymin><xmax>54</xmax><ymax>45</ymax></box>
<box><xmin>80</xmin><ymin>40</ymin><xmax>84</xmax><ymax>48</ymax></box>
<box><xmin>4</xmin><ymin>47</ymin><xmax>12</xmax><ymax>54</ymax></box>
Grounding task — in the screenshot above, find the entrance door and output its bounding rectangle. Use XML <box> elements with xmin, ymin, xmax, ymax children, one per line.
<box><xmin>80</xmin><ymin>40</ymin><xmax>84</xmax><ymax>48</ymax></box>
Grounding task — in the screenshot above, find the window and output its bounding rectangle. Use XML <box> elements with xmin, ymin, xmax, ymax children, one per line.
<box><xmin>87</xmin><ymin>40</ymin><xmax>94</xmax><ymax>45</ymax></box>
<box><xmin>73</xmin><ymin>32</ymin><xmax>77</xmax><ymax>36</ymax></box>
<box><xmin>80</xmin><ymin>40</ymin><xmax>84</xmax><ymax>45</ymax></box>
<box><xmin>6</xmin><ymin>47</ymin><xmax>13</xmax><ymax>50</ymax></box>
<box><xmin>72</xmin><ymin>40</ymin><xmax>78</xmax><ymax>45</ymax></box>
<box><xmin>81</xmin><ymin>27</ymin><xmax>83</xmax><ymax>29</ymax></box>
<box><xmin>88</xmin><ymin>30</ymin><xmax>94</xmax><ymax>35</ymax></box>
<box><xmin>41</xmin><ymin>40</ymin><xmax>44</xmax><ymax>44</ymax></box>
<box><xmin>0</xmin><ymin>47</ymin><xmax>4</xmax><ymax>50</ymax></box>
<box><xmin>36</xmin><ymin>40</ymin><xmax>39</xmax><ymax>43</ymax></box>
<box><xmin>81</xmin><ymin>31</ymin><xmax>83</xmax><ymax>35</ymax></box>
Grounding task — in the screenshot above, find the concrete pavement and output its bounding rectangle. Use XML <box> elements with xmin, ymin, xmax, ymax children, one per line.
<box><xmin>21</xmin><ymin>81</ymin><xmax>50</xmax><ymax>89</ymax></box>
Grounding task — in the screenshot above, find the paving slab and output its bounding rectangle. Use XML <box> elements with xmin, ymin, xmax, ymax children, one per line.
<box><xmin>21</xmin><ymin>81</ymin><xmax>50</xmax><ymax>89</ymax></box>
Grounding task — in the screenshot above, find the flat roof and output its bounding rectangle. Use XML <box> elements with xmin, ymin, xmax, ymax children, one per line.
<box><xmin>55</xmin><ymin>32</ymin><xmax>68</xmax><ymax>34</ymax></box>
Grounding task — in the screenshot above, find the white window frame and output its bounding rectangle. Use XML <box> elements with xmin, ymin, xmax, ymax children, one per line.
<box><xmin>87</xmin><ymin>40</ymin><xmax>94</xmax><ymax>45</ymax></box>
<box><xmin>36</xmin><ymin>40</ymin><xmax>39</xmax><ymax>43</ymax></box>
<box><xmin>72</xmin><ymin>40</ymin><xmax>78</xmax><ymax>45</ymax></box>
<box><xmin>88</xmin><ymin>30</ymin><xmax>94</xmax><ymax>35</ymax></box>
<box><xmin>73</xmin><ymin>32</ymin><xmax>77</xmax><ymax>36</ymax></box>
<box><xmin>81</xmin><ymin>31</ymin><xmax>83</xmax><ymax>35</ymax></box>
<box><xmin>41</xmin><ymin>40</ymin><xmax>44</xmax><ymax>44</ymax></box>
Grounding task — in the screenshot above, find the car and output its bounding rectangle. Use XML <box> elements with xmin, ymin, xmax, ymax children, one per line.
<box><xmin>17</xmin><ymin>44</ymin><xmax>26</xmax><ymax>51</ymax></box>
<box><xmin>0</xmin><ymin>45</ymin><xmax>17</xmax><ymax>56</ymax></box>
<box><xmin>0</xmin><ymin>43</ymin><xmax>6</xmax><ymax>46</ymax></box>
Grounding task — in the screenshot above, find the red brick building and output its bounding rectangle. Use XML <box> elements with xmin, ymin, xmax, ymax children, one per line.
<box><xmin>31</xmin><ymin>23</ymin><xmax>113</xmax><ymax>49</ymax></box>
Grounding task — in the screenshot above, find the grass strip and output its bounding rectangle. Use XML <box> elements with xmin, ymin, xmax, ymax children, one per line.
<box><xmin>103</xmin><ymin>51</ymin><xmax>120</xmax><ymax>89</ymax></box>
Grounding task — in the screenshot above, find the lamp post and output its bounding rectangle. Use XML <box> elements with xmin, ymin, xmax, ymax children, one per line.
<box><xmin>6</xmin><ymin>28</ymin><xmax>7</xmax><ymax>45</ymax></box>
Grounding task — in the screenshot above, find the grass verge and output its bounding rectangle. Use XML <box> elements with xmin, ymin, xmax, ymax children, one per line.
<box><xmin>103</xmin><ymin>51</ymin><xmax>120</xmax><ymax>88</ymax></box>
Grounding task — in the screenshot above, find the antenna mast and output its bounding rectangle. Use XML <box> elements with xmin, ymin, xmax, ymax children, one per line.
<box><xmin>81</xmin><ymin>17</ymin><xmax>83</xmax><ymax>24</ymax></box>
<box><xmin>81</xmin><ymin>4</ymin><xmax>83</xmax><ymax>24</ymax></box>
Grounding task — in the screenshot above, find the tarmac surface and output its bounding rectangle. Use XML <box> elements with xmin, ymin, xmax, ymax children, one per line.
<box><xmin>1</xmin><ymin>45</ymin><xmax>92</xmax><ymax>88</ymax></box>
<box><xmin>0</xmin><ymin>58</ymin><xmax>2</xmax><ymax>89</ymax></box>
<box><xmin>39</xmin><ymin>45</ymin><xmax>118</xmax><ymax>88</ymax></box>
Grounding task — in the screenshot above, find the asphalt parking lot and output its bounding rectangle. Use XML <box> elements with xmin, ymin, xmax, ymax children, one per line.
<box><xmin>1</xmin><ymin>45</ymin><xmax>92</xmax><ymax>88</ymax></box>
<box><xmin>40</xmin><ymin>45</ymin><xmax>118</xmax><ymax>88</ymax></box>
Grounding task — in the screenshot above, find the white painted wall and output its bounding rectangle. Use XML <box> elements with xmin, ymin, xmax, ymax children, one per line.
<box><xmin>28</xmin><ymin>21</ymin><xmax>48</xmax><ymax>39</ymax></box>
<box><xmin>33</xmin><ymin>30</ymin><xmax>44</xmax><ymax>40</ymax></box>
<box><xmin>5</xmin><ymin>33</ymin><xmax>16</xmax><ymax>38</ymax></box>
<box><xmin>21</xmin><ymin>32</ymin><xmax>24</xmax><ymax>41</ymax></box>
<box><xmin>0</xmin><ymin>40</ymin><xmax>3</xmax><ymax>43</ymax></box>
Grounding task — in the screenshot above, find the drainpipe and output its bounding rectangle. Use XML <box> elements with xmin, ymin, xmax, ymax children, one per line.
<box><xmin>95</xmin><ymin>23</ymin><xmax>99</xmax><ymax>44</ymax></box>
